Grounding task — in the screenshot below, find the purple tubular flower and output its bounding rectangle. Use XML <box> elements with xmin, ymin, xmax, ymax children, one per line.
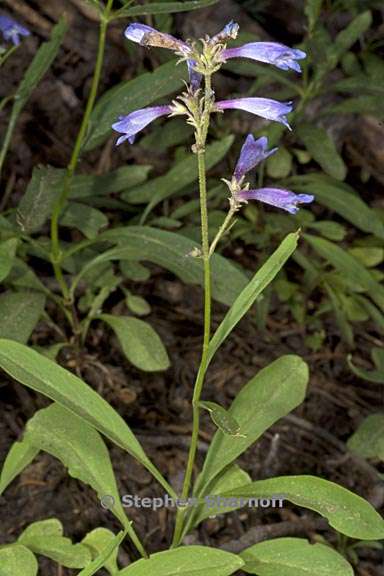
<box><xmin>187</xmin><ymin>59</ymin><xmax>202</xmax><ymax>91</ymax></box>
<box><xmin>234</xmin><ymin>135</ymin><xmax>277</xmax><ymax>181</ymax></box>
<box><xmin>237</xmin><ymin>187</ymin><xmax>314</xmax><ymax>214</ymax></box>
<box><xmin>216</xmin><ymin>98</ymin><xmax>293</xmax><ymax>129</ymax></box>
<box><xmin>0</xmin><ymin>15</ymin><xmax>29</xmax><ymax>46</ymax></box>
<box><xmin>124</xmin><ymin>23</ymin><xmax>189</xmax><ymax>53</ymax></box>
<box><xmin>112</xmin><ymin>105</ymin><xmax>172</xmax><ymax>145</ymax></box>
<box><xmin>210</xmin><ymin>20</ymin><xmax>239</xmax><ymax>44</ymax></box>
<box><xmin>222</xmin><ymin>42</ymin><xmax>306</xmax><ymax>73</ymax></box>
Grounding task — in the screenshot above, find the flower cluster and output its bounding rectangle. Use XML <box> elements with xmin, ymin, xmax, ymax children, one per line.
<box><xmin>0</xmin><ymin>15</ymin><xmax>29</xmax><ymax>46</ymax></box>
<box><xmin>226</xmin><ymin>134</ymin><xmax>313</xmax><ymax>214</ymax></box>
<box><xmin>113</xmin><ymin>20</ymin><xmax>313</xmax><ymax>213</ymax></box>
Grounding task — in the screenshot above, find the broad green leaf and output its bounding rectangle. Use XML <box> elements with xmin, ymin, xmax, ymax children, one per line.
<box><xmin>305</xmin><ymin>235</ymin><xmax>384</xmax><ymax>310</ymax></box>
<box><xmin>82</xmin><ymin>528</ymin><xmax>120</xmax><ymax>575</ymax></box>
<box><xmin>219</xmin><ymin>475</ymin><xmax>384</xmax><ymax>540</ymax></box>
<box><xmin>16</xmin><ymin>166</ymin><xmax>61</xmax><ymax>233</ymax></box>
<box><xmin>115</xmin><ymin>0</ymin><xmax>218</xmax><ymax>17</ymax></box>
<box><xmin>190</xmin><ymin>465</ymin><xmax>251</xmax><ymax>530</ymax></box>
<box><xmin>0</xmin><ymin>340</ymin><xmax>176</xmax><ymax>498</ymax></box>
<box><xmin>0</xmin><ymin>291</ymin><xmax>46</xmax><ymax>343</ymax></box>
<box><xmin>75</xmin><ymin>226</ymin><xmax>248</xmax><ymax>306</ymax></box>
<box><xmin>126</xmin><ymin>293</ymin><xmax>151</xmax><ymax>316</ymax></box>
<box><xmin>18</xmin><ymin>518</ymin><xmax>92</xmax><ymax>569</ymax></box>
<box><xmin>0</xmin><ymin>439</ymin><xmax>39</xmax><ymax>496</ymax></box>
<box><xmin>23</xmin><ymin>404</ymin><xmax>130</xmax><ymax>529</ymax></box>
<box><xmin>207</xmin><ymin>232</ymin><xmax>299</xmax><ymax>365</ymax></box>
<box><xmin>289</xmin><ymin>175</ymin><xmax>384</xmax><ymax>238</ymax></box>
<box><xmin>124</xmin><ymin>136</ymin><xmax>234</xmax><ymax>220</ymax></box>
<box><xmin>84</xmin><ymin>60</ymin><xmax>188</xmax><ymax>151</ymax></box>
<box><xmin>199</xmin><ymin>401</ymin><xmax>243</xmax><ymax>436</ymax></box>
<box><xmin>0</xmin><ymin>545</ymin><xmax>38</xmax><ymax>576</ymax></box>
<box><xmin>60</xmin><ymin>202</ymin><xmax>108</xmax><ymax>239</ymax></box>
<box><xmin>296</xmin><ymin>124</ymin><xmax>346</xmax><ymax>181</ymax></box>
<box><xmin>1</xmin><ymin>19</ymin><xmax>67</xmax><ymax>177</ymax></box>
<box><xmin>347</xmin><ymin>414</ymin><xmax>384</xmax><ymax>460</ymax></box>
<box><xmin>240</xmin><ymin>537</ymin><xmax>353</xmax><ymax>576</ymax></box>
<box><xmin>117</xmin><ymin>546</ymin><xmax>244</xmax><ymax>576</ymax></box>
<box><xmin>0</xmin><ymin>238</ymin><xmax>18</xmax><ymax>282</ymax></box>
<box><xmin>197</xmin><ymin>356</ymin><xmax>308</xmax><ymax>494</ymax></box>
<box><xmin>78</xmin><ymin>530</ymin><xmax>126</xmax><ymax>576</ymax></box>
<box><xmin>99</xmin><ymin>315</ymin><xmax>170</xmax><ymax>371</ymax></box>
<box><xmin>349</xmin><ymin>247</ymin><xmax>383</xmax><ymax>268</ymax></box>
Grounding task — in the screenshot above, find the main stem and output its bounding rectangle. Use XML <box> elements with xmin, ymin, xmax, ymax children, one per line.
<box><xmin>50</xmin><ymin>0</ymin><xmax>113</xmax><ymax>302</ymax></box>
<box><xmin>172</xmin><ymin>75</ymin><xmax>213</xmax><ymax>546</ymax></box>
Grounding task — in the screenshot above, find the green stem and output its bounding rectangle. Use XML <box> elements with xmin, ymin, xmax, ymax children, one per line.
<box><xmin>50</xmin><ymin>0</ymin><xmax>113</xmax><ymax>302</ymax></box>
<box><xmin>209</xmin><ymin>204</ymin><xmax>236</xmax><ymax>256</ymax></box>
<box><xmin>172</xmin><ymin>76</ymin><xmax>213</xmax><ymax>547</ymax></box>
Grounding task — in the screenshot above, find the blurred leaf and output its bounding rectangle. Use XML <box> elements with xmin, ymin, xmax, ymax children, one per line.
<box><xmin>17</xmin><ymin>166</ymin><xmax>61</xmax><ymax>233</ymax></box>
<box><xmin>266</xmin><ymin>146</ymin><xmax>292</xmax><ymax>179</ymax></box>
<box><xmin>117</xmin><ymin>546</ymin><xmax>244</xmax><ymax>576</ymax></box>
<box><xmin>289</xmin><ymin>175</ymin><xmax>384</xmax><ymax>238</ymax></box>
<box><xmin>218</xmin><ymin>475</ymin><xmax>384</xmax><ymax>540</ymax></box>
<box><xmin>296</xmin><ymin>124</ymin><xmax>346</xmax><ymax>180</ymax></box>
<box><xmin>19</xmin><ymin>519</ymin><xmax>92</xmax><ymax>569</ymax></box>
<box><xmin>84</xmin><ymin>60</ymin><xmax>188</xmax><ymax>151</ymax></box>
<box><xmin>305</xmin><ymin>0</ymin><xmax>323</xmax><ymax>32</ymax></box>
<box><xmin>82</xmin><ymin>528</ymin><xmax>120</xmax><ymax>575</ymax></box>
<box><xmin>307</xmin><ymin>221</ymin><xmax>346</xmax><ymax>241</ymax></box>
<box><xmin>119</xmin><ymin>260</ymin><xmax>151</xmax><ymax>281</ymax></box>
<box><xmin>347</xmin><ymin>414</ymin><xmax>384</xmax><ymax>460</ymax></box>
<box><xmin>115</xmin><ymin>0</ymin><xmax>218</xmax><ymax>17</ymax></box>
<box><xmin>126</xmin><ymin>293</ymin><xmax>151</xmax><ymax>316</ymax></box>
<box><xmin>0</xmin><ymin>238</ymin><xmax>18</xmax><ymax>282</ymax></box>
<box><xmin>327</xmin><ymin>96</ymin><xmax>384</xmax><ymax>118</ymax></box>
<box><xmin>70</xmin><ymin>166</ymin><xmax>152</xmax><ymax>198</ymax></box>
<box><xmin>305</xmin><ymin>234</ymin><xmax>384</xmax><ymax>310</ymax></box>
<box><xmin>99</xmin><ymin>315</ymin><xmax>170</xmax><ymax>371</ymax></box>
<box><xmin>0</xmin><ymin>545</ymin><xmax>38</xmax><ymax>576</ymax></box>
<box><xmin>141</xmin><ymin>118</ymin><xmax>192</xmax><ymax>151</ymax></box>
<box><xmin>0</xmin><ymin>291</ymin><xmax>46</xmax><ymax>343</ymax></box>
<box><xmin>325</xmin><ymin>284</ymin><xmax>354</xmax><ymax>347</ymax></box>
<box><xmin>60</xmin><ymin>202</ymin><xmax>108</xmax><ymax>239</ymax></box>
<box><xmin>334</xmin><ymin>11</ymin><xmax>372</xmax><ymax>57</ymax></box>
<box><xmin>240</xmin><ymin>538</ymin><xmax>353</xmax><ymax>576</ymax></box>
<box><xmin>349</xmin><ymin>247</ymin><xmax>383</xmax><ymax>268</ymax></box>
<box><xmin>347</xmin><ymin>354</ymin><xmax>384</xmax><ymax>384</ymax></box>
<box><xmin>81</xmin><ymin>226</ymin><xmax>248</xmax><ymax>307</ymax></box>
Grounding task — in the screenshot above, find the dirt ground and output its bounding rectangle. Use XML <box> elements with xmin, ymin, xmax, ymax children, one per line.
<box><xmin>0</xmin><ymin>1</ymin><xmax>383</xmax><ymax>575</ymax></box>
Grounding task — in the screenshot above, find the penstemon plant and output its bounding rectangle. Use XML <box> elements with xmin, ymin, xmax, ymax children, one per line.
<box><xmin>0</xmin><ymin>10</ymin><xmax>384</xmax><ymax>576</ymax></box>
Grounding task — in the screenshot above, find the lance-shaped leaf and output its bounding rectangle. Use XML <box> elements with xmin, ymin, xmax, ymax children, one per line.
<box><xmin>0</xmin><ymin>340</ymin><xmax>177</xmax><ymax>499</ymax></box>
<box><xmin>0</xmin><ymin>291</ymin><xmax>46</xmax><ymax>343</ymax></box>
<box><xmin>82</xmin><ymin>528</ymin><xmax>120</xmax><ymax>575</ymax></box>
<box><xmin>296</xmin><ymin>124</ymin><xmax>347</xmax><ymax>181</ymax></box>
<box><xmin>77</xmin><ymin>530</ymin><xmax>127</xmax><ymax>576</ymax></box>
<box><xmin>0</xmin><ymin>238</ymin><xmax>18</xmax><ymax>282</ymax></box>
<box><xmin>240</xmin><ymin>537</ymin><xmax>354</xmax><ymax>576</ymax></box>
<box><xmin>196</xmin><ymin>355</ymin><xmax>308</xmax><ymax>495</ymax></box>
<box><xmin>114</xmin><ymin>0</ymin><xmax>219</xmax><ymax>18</ymax></box>
<box><xmin>117</xmin><ymin>546</ymin><xmax>244</xmax><ymax>576</ymax></box>
<box><xmin>0</xmin><ymin>438</ymin><xmax>39</xmax><ymax>495</ymax></box>
<box><xmin>347</xmin><ymin>414</ymin><xmax>384</xmax><ymax>461</ymax></box>
<box><xmin>218</xmin><ymin>475</ymin><xmax>384</xmax><ymax>540</ymax></box>
<box><xmin>18</xmin><ymin>519</ymin><xmax>92</xmax><ymax>569</ymax></box>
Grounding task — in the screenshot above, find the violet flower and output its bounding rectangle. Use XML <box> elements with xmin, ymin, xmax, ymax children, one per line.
<box><xmin>237</xmin><ymin>187</ymin><xmax>314</xmax><ymax>214</ymax></box>
<box><xmin>233</xmin><ymin>134</ymin><xmax>277</xmax><ymax>182</ymax></box>
<box><xmin>210</xmin><ymin>20</ymin><xmax>239</xmax><ymax>44</ymax></box>
<box><xmin>0</xmin><ymin>15</ymin><xmax>29</xmax><ymax>46</ymax></box>
<box><xmin>222</xmin><ymin>42</ymin><xmax>306</xmax><ymax>73</ymax></box>
<box><xmin>112</xmin><ymin>105</ymin><xmax>172</xmax><ymax>145</ymax></box>
<box><xmin>216</xmin><ymin>98</ymin><xmax>293</xmax><ymax>129</ymax></box>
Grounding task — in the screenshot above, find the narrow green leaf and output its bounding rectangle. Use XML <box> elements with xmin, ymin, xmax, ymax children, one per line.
<box><xmin>0</xmin><ymin>439</ymin><xmax>39</xmax><ymax>496</ymax></box>
<box><xmin>76</xmin><ymin>226</ymin><xmax>248</xmax><ymax>307</ymax></box>
<box><xmin>0</xmin><ymin>238</ymin><xmax>18</xmax><ymax>282</ymax></box>
<box><xmin>305</xmin><ymin>0</ymin><xmax>323</xmax><ymax>32</ymax></box>
<box><xmin>23</xmin><ymin>404</ymin><xmax>130</xmax><ymax>530</ymax></box>
<box><xmin>335</xmin><ymin>11</ymin><xmax>372</xmax><ymax>56</ymax></box>
<box><xmin>0</xmin><ymin>340</ymin><xmax>176</xmax><ymax>498</ymax></box>
<box><xmin>305</xmin><ymin>234</ymin><xmax>384</xmax><ymax>310</ymax></box>
<box><xmin>219</xmin><ymin>475</ymin><xmax>384</xmax><ymax>540</ymax></box>
<box><xmin>117</xmin><ymin>546</ymin><xmax>244</xmax><ymax>576</ymax></box>
<box><xmin>99</xmin><ymin>315</ymin><xmax>170</xmax><ymax>372</ymax></box>
<box><xmin>197</xmin><ymin>356</ymin><xmax>308</xmax><ymax>494</ymax></box>
<box><xmin>347</xmin><ymin>414</ymin><xmax>384</xmax><ymax>460</ymax></box>
<box><xmin>296</xmin><ymin>124</ymin><xmax>346</xmax><ymax>180</ymax></box>
<box><xmin>0</xmin><ymin>291</ymin><xmax>46</xmax><ymax>343</ymax></box>
<box><xmin>289</xmin><ymin>174</ymin><xmax>384</xmax><ymax>238</ymax></box>
<box><xmin>115</xmin><ymin>0</ymin><xmax>218</xmax><ymax>17</ymax></box>
<box><xmin>199</xmin><ymin>401</ymin><xmax>243</xmax><ymax>436</ymax></box>
<box><xmin>0</xmin><ymin>545</ymin><xmax>38</xmax><ymax>576</ymax></box>
<box><xmin>84</xmin><ymin>60</ymin><xmax>188</xmax><ymax>151</ymax></box>
<box><xmin>16</xmin><ymin>166</ymin><xmax>61</xmax><ymax>233</ymax></box>
<box><xmin>18</xmin><ymin>519</ymin><xmax>92</xmax><ymax>569</ymax></box>
<box><xmin>82</xmin><ymin>528</ymin><xmax>120</xmax><ymax>575</ymax></box>
<box><xmin>207</xmin><ymin>232</ymin><xmax>299</xmax><ymax>365</ymax></box>
<box><xmin>60</xmin><ymin>202</ymin><xmax>108</xmax><ymax>239</ymax></box>
<box><xmin>240</xmin><ymin>537</ymin><xmax>353</xmax><ymax>576</ymax></box>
